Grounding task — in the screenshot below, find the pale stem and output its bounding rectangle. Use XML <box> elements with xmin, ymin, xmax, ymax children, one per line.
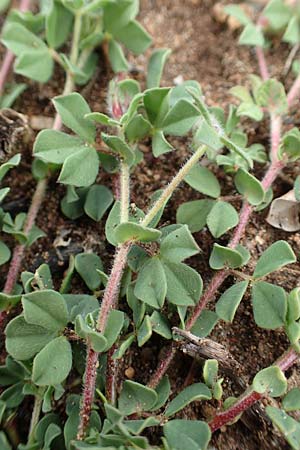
<box><xmin>142</xmin><ymin>145</ymin><xmax>207</xmax><ymax>227</ymax></box>
<box><xmin>120</xmin><ymin>161</ymin><xmax>130</xmax><ymax>223</ymax></box>
<box><xmin>255</xmin><ymin>47</ymin><xmax>269</xmax><ymax>81</ymax></box>
<box><xmin>28</xmin><ymin>394</ymin><xmax>43</xmax><ymax>444</ymax></box>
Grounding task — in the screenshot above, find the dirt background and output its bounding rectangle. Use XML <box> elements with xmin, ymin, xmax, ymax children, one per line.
<box><xmin>1</xmin><ymin>0</ymin><xmax>300</xmax><ymax>449</ymax></box>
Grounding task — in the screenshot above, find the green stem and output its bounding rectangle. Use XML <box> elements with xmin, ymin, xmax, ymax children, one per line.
<box><xmin>142</xmin><ymin>145</ymin><xmax>207</xmax><ymax>227</ymax></box>
<box><xmin>28</xmin><ymin>394</ymin><xmax>43</xmax><ymax>445</ymax></box>
<box><xmin>120</xmin><ymin>161</ymin><xmax>130</xmax><ymax>223</ymax></box>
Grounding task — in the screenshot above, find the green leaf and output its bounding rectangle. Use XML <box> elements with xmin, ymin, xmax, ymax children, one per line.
<box><xmin>252</xmin><ymin>281</ymin><xmax>287</xmax><ymax>329</ymax></box>
<box><xmin>163</xmin><ymin>261</ymin><xmax>202</xmax><ymax>306</ymax></box>
<box><xmin>84</xmin><ymin>185</ymin><xmax>113</xmax><ymax>222</ymax></box>
<box><xmin>103</xmin><ymin>0</ymin><xmax>138</xmax><ymax>35</ymax></box>
<box><xmin>125</xmin><ymin>114</ymin><xmax>151</xmax><ymax>142</ymax></box>
<box><xmin>15</xmin><ymin>50</ymin><xmax>53</xmax><ymax>83</ymax></box>
<box><xmin>237</xmin><ymin>102</ymin><xmax>264</xmax><ymax>121</ymax></box>
<box><xmin>283</xmin><ymin>388</ymin><xmax>300</xmax><ymax>411</ymax></box>
<box><xmin>53</xmin><ymin>93</ymin><xmax>96</xmax><ymax>143</ymax></box>
<box><xmin>58</xmin><ymin>147</ymin><xmax>99</xmax><ymax>187</ymax></box>
<box><xmin>206</xmin><ymin>201</ymin><xmax>239</xmax><ymax>238</ymax></box>
<box><xmin>2</xmin><ymin>21</ymin><xmax>47</xmax><ymax>55</ymax></box>
<box><xmin>75</xmin><ymin>315</ymin><xmax>107</xmax><ymax>352</ymax></box>
<box><xmin>0</xmin><ymin>241</ymin><xmax>10</xmax><ymax>265</ymax></box>
<box><xmin>220</xmin><ymin>135</ymin><xmax>252</xmax><ymax>168</ymax></box>
<box><xmin>162</xmin><ymin>99</ymin><xmax>200</xmax><ymax>136</ymax></box>
<box><xmin>118</xmin><ymin>380</ymin><xmax>157</xmax><ymax>415</ymax></box>
<box><xmin>46</xmin><ymin>0</ymin><xmax>73</xmax><ymax>49</ymax></box>
<box><xmin>114</xmin><ymin>20</ymin><xmax>152</xmax><ymax>55</ymax></box>
<box><xmin>0</xmin><ymin>83</ymin><xmax>26</xmax><ymax>109</ymax></box>
<box><xmin>101</xmin><ymin>133</ymin><xmax>135</xmax><ymax>165</ymax></box>
<box><xmin>108</xmin><ymin>38</ymin><xmax>129</xmax><ymax>72</ymax></box>
<box><xmin>152</xmin><ymin>130</ymin><xmax>173</xmax><ymax>157</ymax></box>
<box><xmin>280</xmin><ymin>128</ymin><xmax>300</xmax><ymax>161</ymax></box>
<box><xmin>22</xmin><ymin>290</ymin><xmax>68</xmax><ymax>332</ymax></box>
<box><xmin>85</xmin><ymin>112</ymin><xmax>111</xmax><ymax>125</ymax></box>
<box><xmin>287</xmin><ymin>288</ymin><xmax>300</xmax><ymax>323</ymax></box>
<box><xmin>33</xmin><ymin>130</ymin><xmax>86</xmax><ymax>164</ymax></box>
<box><xmin>0</xmin><ymin>154</ymin><xmax>21</xmax><ymax>181</ymax></box>
<box><xmin>224</xmin><ymin>5</ymin><xmax>252</xmax><ymax>26</ymax></box>
<box><xmin>203</xmin><ymin>359</ymin><xmax>218</xmax><ymax>388</ymax></box>
<box><xmin>253</xmin><ymin>366</ymin><xmax>287</xmax><ymax>397</ymax></box>
<box><xmin>144</xmin><ymin>87</ymin><xmax>170</xmax><ymax>126</ymax></box>
<box><xmin>176</xmin><ymin>199</ymin><xmax>215</xmax><ymax>233</ymax></box>
<box><xmin>147</xmin><ymin>48</ymin><xmax>171</xmax><ymax>89</ymax></box>
<box><xmin>256</xmin><ymin>79</ymin><xmax>288</xmax><ymax>115</ymax></box>
<box><xmin>295</xmin><ymin>176</ymin><xmax>300</xmax><ymax>201</ymax></box>
<box><xmin>266</xmin><ymin>406</ymin><xmax>300</xmax><ymax>450</ymax></box>
<box><xmin>184</xmin><ymin>165</ymin><xmax>221</xmax><ymax>198</ymax></box>
<box><xmin>190</xmin><ymin>309</ymin><xmax>218</xmax><ymax>338</ymax></box>
<box><xmin>209</xmin><ymin>244</ymin><xmax>244</xmax><ymax>270</ymax></box>
<box><xmin>263</xmin><ymin>0</ymin><xmax>291</xmax><ymax>30</ymax></box>
<box><xmin>114</xmin><ymin>222</ymin><xmax>161</xmax><ymax>243</ymax></box>
<box><xmin>5</xmin><ymin>316</ymin><xmax>55</xmax><ymax>360</ymax></box>
<box><xmin>134</xmin><ymin>257</ymin><xmax>167</xmax><ymax>309</ymax></box>
<box><xmin>0</xmin><ymin>0</ymin><xmax>9</xmax><ymax>13</ymax></box>
<box><xmin>165</xmin><ymin>383</ymin><xmax>211</xmax><ymax>417</ymax></box>
<box><xmin>150</xmin><ymin>311</ymin><xmax>171</xmax><ymax>339</ymax></box>
<box><xmin>137</xmin><ymin>315</ymin><xmax>152</xmax><ymax>347</ymax></box>
<box><xmin>253</xmin><ymin>241</ymin><xmax>296</xmax><ymax>279</ymax></box>
<box><xmin>103</xmin><ymin>310</ymin><xmax>124</xmax><ymax>351</ymax></box>
<box><xmin>150</xmin><ymin>376</ymin><xmax>171</xmax><ymax>411</ymax></box>
<box><xmin>193</xmin><ymin>120</ymin><xmax>222</xmax><ymax>151</ymax></box>
<box><xmin>160</xmin><ymin>224</ymin><xmax>200</xmax><ymax>262</ymax></box>
<box><xmin>32</xmin><ymin>336</ymin><xmax>72</xmax><ymax>386</ymax></box>
<box><xmin>283</xmin><ymin>16</ymin><xmax>300</xmax><ymax>44</ymax></box>
<box><xmin>239</xmin><ymin>23</ymin><xmax>265</xmax><ymax>47</ymax></box>
<box><xmin>75</xmin><ymin>253</ymin><xmax>103</xmax><ymax>291</ymax></box>
<box><xmin>164</xmin><ymin>420</ymin><xmax>211</xmax><ymax>450</ymax></box>
<box><xmin>105</xmin><ymin>201</ymin><xmax>121</xmax><ymax>245</ymax></box>
<box><xmin>216</xmin><ymin>281</ymin><xmax>249</xmax><ymax>322</ymax></box>
<box><xmin>234</xmin><ymin>169</ymin><xmax>265</xmax><ymax>205</ymax></box>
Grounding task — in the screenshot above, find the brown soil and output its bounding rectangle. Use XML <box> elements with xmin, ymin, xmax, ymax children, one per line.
<box><xmin>1</xmin><ymin>1</ymin><xmax>300</xmax><ymax>449</ymax></box>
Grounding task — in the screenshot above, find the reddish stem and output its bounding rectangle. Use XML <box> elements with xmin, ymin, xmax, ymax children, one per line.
<box><xmin>77</xmin><ymin>243</ymin><xmax>131</xmax><ymax>439</ymax></box>
<box><xmin>97</xmin><ymin>243</ymin><xmax>131</xmax><ymax>332</ymax></box>
<box><xmin>0</xmin><ymin>0</ymin><xmax>31</xmax><ymax>95</ymax></box>
<box><xmin>106</xmin><ymin>345</ymin><xmax>118</xmax><ymax>404</ymax></box>
<box><xmin>147</xmin><ymin>343</ymin><xmax>177</xmax><ymax>389</ymax></box>
<box><xmin>148</xmin><ymin>131</ymin><xmax>285</xmax><ymax>389</ymax></box>
<box><xmin>77</xmin><ymin>346</ymin><xmax>99</xmax><ymax>440</ymax></box>
<box><xmin>209</xmin><ymin>348</ymin><xmax>299</xmax><ymax>432</ymax></box>
<box><xmin>255</xmin><ymin>47</ymin><xmax>269</xmax><ymax>81</ymax></box>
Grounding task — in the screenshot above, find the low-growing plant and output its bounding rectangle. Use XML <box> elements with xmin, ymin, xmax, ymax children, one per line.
<box><xmin>1</xmin><ymin>0</ymin><xmax>300</xmax><ymax>449</ymax></box>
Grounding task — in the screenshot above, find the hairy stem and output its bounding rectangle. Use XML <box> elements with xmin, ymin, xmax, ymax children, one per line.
<box><xmin>209</xmin><ymin>348</ymin><xmax>299</xmax><ymax>432</ymax></box>
<box><xmin>78</xmin><ymin>156</ymin><xmax>131</xmax><ymax>438</ymax></box>
<box><xmin>28</xmin><ymin>394</ymin><xmax>43</xmax><ymax>444</ymax></box>
<box><xmin>0</xmin><ymin>0</ymin><xmax>31</xmax><ymax>95</ymax></box>
<box><xmin>78</xmin><ymin>146</ymin><xmax>208</xmax><ymax>436</ymax></box>
<box><xmin>255</xmin><ymin>47</ymin><xmax>269</xmax><ymax>81</ymax></box>
<box><xmin>148</xmin><ymin>113</ymin><xmax>285</xmax><ymax>388</ymax></box>
<box><xmin>142</xmin><ymin>145</ymin><xmax>207</xmax><ymax>227</ymax></box>
<box><xmin>120</xmin><ymin>162</ymin><xmax>130</xmax><ymax>223</ymax></box>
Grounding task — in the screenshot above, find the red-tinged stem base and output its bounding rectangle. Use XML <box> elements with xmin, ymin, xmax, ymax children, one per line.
<box><xmin>147</xmin><ymin>343</ymin><xmax>177</xmax><ymax>389</ymax></box>
<box><xmin>77</xmin><ymin>346</ymin><xmax>99</xmax><ymax>440</ymax></box>
<box><xmin>209</xmin><ymin>348</ymin><xmax>299</xmax><ymax>433</ymax></box>
<box><xmin>77</xmin><ymin>243</ymin><xmax>131</xmax><ymax>439</ymax></box>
